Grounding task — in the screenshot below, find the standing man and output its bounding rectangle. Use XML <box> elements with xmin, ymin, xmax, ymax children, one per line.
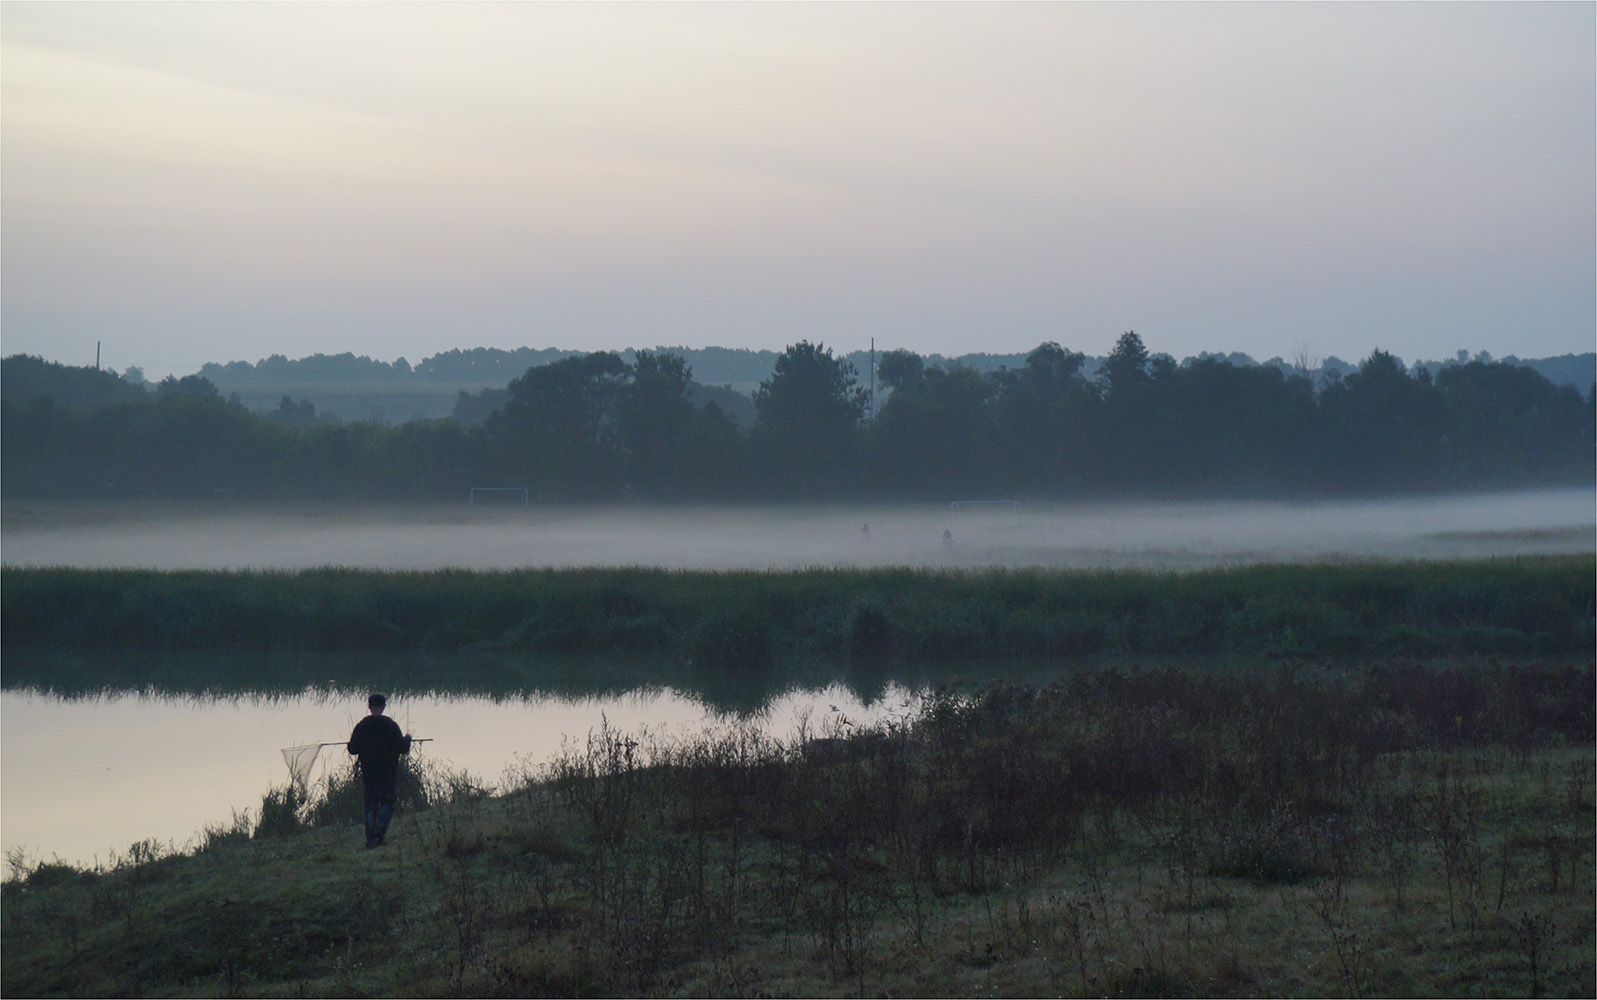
<box><xmin>347</xmin><ymin>693</ymin><xmax>412</xmax><ymax>848</ymax></box>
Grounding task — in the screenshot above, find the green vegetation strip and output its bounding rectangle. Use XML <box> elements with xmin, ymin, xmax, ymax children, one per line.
<box><xmin>4</xmin><ymin>557</ymin><xmax>1592</xmax><ymax>659</ymax></box>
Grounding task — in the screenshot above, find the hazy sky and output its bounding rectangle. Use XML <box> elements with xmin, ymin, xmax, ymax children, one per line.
<box><xmin>3</xmin><ymin>2</ymin><xmax>1592</xmax><ymax>378</ymax></box>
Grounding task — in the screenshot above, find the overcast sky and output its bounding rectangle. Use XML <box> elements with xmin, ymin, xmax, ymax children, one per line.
<box><xmin>3</xmin><ymin>2</ymin><xmax>1592</xmax><ymax>378</ymax></box>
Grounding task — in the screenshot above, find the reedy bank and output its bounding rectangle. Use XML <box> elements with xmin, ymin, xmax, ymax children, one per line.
<box><xmin>3</xmin><ymin>558</ymin><xmax>1591</xmax><ymax>664</ymax></box>
<box><xmin>4</xmin><ymin>660</ymin><xmax>1593</xmax><ymax>998</ymax></box>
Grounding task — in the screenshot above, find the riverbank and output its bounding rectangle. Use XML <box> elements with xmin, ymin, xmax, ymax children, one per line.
<box><xmin>4</xmin><ymin>558</ymin><xmax>1593</xmax><ymax>668</ymax></box>
<box><xmin>4</xmin><ymin>659</ymin><xmax>1592</xmax><ymax>998</ymax></box>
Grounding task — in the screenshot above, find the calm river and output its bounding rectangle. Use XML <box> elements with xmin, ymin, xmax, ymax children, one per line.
<box><xmin>5</xmin><ymin>489</ymin><xmax>1591</xmax><ymax>869</ymax></box>
<box><xmin>1</xmin><ymin>680</ymin><xmax>926</xmax><ymax>870</ymax></box>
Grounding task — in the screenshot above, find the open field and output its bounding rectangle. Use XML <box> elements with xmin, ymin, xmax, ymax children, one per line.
<box><xmin>4</xmin><ymin>660</ymin><xmax>1592</xmax><ymax>998</ymax></box>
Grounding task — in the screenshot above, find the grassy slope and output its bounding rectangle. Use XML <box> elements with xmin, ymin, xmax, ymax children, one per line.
<box><xmin>4</xmin><ymin>661</ymin><xmax>1593</xmax><ymax>999</ymax></box>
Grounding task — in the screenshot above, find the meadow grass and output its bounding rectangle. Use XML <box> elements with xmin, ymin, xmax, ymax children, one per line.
<box><xmin>3</xmin><ymin>557</ymin><xmax>1591</xmax><ymax>665</ymax></box>
<box><xmin>3</xmin><ymin>658</ymin><xmax>1592</xmax><ymax>998</ymax></box>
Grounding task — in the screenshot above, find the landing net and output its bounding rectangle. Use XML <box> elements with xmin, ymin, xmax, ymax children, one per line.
<box><xmin>281</xmin><ymin>743</ymin><xmax>336</xmax><ymax>795</ymax></box>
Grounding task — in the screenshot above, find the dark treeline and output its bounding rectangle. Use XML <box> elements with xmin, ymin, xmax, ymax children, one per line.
<box><xmin>191</xmin><ymin>345</ymin><xmax>1046</xmax><ymax>388</ymax></box>
<box><xmin>187</xmin><ymin>343</ymin><xmax>1597</xmax><ymax>392</ymax></box>
<box><xmin>3</xmin><ymin>334</ymin><xmax>1592</xmax><ymax>501</ymax></box>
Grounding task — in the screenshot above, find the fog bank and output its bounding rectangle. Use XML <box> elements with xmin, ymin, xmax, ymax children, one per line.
<box><xmin>3</xmin><ymin>490</ymin><xmax>1591</xmax><ymax>572</ymax></box>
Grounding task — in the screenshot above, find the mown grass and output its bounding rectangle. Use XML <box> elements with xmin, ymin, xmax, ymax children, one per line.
<box><xmin>3</xmin><ymin>558</ymin><xmax>1592</xmax><ymax>664</ymax></box>
<box><xmin>3</xmin><ymin>659</ymin><xmax>1592</xmax><ymax>998</ymax></box>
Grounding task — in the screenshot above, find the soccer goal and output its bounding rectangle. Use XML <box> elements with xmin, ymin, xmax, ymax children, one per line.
<box><xmin>950</xmin><ymin>500</ymin><xmax>1021</xmax><ymax>514</ymax></box>
<box><xmin>469</xmin><ymin>487</ymin><xmax>529</xmax><ymax>506</ymax></box>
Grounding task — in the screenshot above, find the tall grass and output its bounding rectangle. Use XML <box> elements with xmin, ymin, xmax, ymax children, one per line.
<box><xmin>4</xmin><ymin>658</ymin><xmax>1591</xmax><ymax>998</ymax></box>
<box><xmin>4</xmin><ymin>557</ymin><xmax>1592</xmax><ymax>660</ymax></box>
<box><xmin>253</xmin><ymin>754</ymin><xmax>487</xmax><ymax>838</ymax></box>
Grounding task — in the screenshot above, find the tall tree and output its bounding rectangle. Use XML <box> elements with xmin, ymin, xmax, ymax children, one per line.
<box><xmin>1434</xmin><ymin>359</ymin><xmax>1590</xmax><ymax>486</ymax></box>
<box><xmin>486</xmin><ymin>352</ymin><xmax>629</xmax><ymax>499</ymax></box>
<box><xmin>876</xmin><ymin>349</ymin><xmax>927</xmax><ymax>395</ymax></box>
<box><xmin>1092</xmin><ymin>331</ymin><xmax>1161</xmax><ymax>489</ymax></box>
<box><xmin>1317</xmin><ymin>349</ymin><xmax>1443</xmax><ymax>491</ymax></box>
<box><xmin>0</xmin><ymin>354</ymin><xmax>147</xmax><ymax>409</ymax></box>
<box><xmin>990</xmin><ymin>342</ymin><xmax>1091</xmax><ymax>492</ymax></box>
<box><xmin>870</xmin><ymin>365</ymin><xmax>1001</xmax><ymax>497</ymax></box>
<box><xmin>617</xmin><ymin>351</ymin><xmax>696</xmax><ymax>498</ymax></box>
<box><xmin>1098</xmin><ymin>331</ymin><xmax>1151</xmax><ymax>400</ymax></box>
<box><xmin>1156</xmin><ymin>358</ymin><xmax>1317</xmax><ymax>494</ymax></box>
<box><xmin>751</xmin><ymin>341</ymin><xmax>867</xmax><ymax>497</ymax></box>
<box><xmin>677</xmin><ymin>401</ymin><xmax>748</xmax><ymax>499</ymax></box>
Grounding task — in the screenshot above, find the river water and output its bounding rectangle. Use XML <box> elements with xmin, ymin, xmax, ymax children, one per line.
<box><xmin>4</xmin><ymin>490</ymin><xmax>1591</xmax><ymax>869</ymax></box>
<box><xmin>0</xmin><ymin>680</ymin><xmax>924</xmax><ymax>870</ymax></box>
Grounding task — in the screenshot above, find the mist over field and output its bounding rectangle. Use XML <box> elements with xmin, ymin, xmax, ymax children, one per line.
<box><xmin>3</xmin><ymin>7</ymin><xmax>1593</xmax><ymax>994</ymax></box>
<box><xmin>3</xmin><ymin>489</ymin><xmax>1591</xmax><ymax>573</ymax></box>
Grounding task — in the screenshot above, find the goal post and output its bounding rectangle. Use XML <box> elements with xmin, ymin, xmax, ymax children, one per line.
<box><xmin>949</xmin><ymin>500</ymin><xmax>1021</xmax><ymax>514</ymax></box>
<box><xmin>469</xmin><ymin>487</ymin><xmax>529</xmax><ymax>506</ymax></box>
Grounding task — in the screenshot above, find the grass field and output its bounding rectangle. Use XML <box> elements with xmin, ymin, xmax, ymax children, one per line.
<box><xmin>3</xmin><ymin>659</ymin><xmax>1592</xmax><ymax>997</ymax></box>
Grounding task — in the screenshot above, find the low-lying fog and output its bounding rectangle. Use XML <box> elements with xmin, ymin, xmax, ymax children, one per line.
<box><xmin>3</xmin><ymin>489</ymin><xmax>1591</xmax><ymax>571</ymax></box>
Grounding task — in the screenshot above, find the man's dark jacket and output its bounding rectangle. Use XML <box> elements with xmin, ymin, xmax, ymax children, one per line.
<box><xmin>348</xmin><ymin>716</ymin><xmax>411</xmax><ymax>785</ymax></box>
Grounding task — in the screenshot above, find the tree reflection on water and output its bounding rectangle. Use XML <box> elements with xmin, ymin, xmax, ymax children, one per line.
<box><xmin>0</xmin><ymin>649</ymin><xmax>1058</xmax><ymax>868</ymax></box>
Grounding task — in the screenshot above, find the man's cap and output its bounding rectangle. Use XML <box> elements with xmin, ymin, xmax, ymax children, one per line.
<box><xmin>368</xmin><ymin>693</ymin><xmax>386</xmax><ymax>709</ymax></box>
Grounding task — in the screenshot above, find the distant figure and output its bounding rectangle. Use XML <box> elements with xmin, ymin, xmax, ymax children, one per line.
<box><xmin>942</xmin><ymin>528</ymin><xmax>953</xmax><ymax>546</ymax></box>
<box><xmin>861</xmin><ymin>523</ymin><xmax>871</xmax><ymax>541</ymax></box>
<box><xmin>347</xmin><ymin>693</ymin><xmax>412</xmax><ymax>848</ymax></box>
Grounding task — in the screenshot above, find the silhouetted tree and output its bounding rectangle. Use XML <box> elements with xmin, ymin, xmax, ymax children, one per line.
<box><xmin>157</xmin><ymin>374</ymin><xmax>221</xmax><ymax>398</ymax></box>
<box><xmin>1099</xmin><ymin>331</ymin><xmax>1151</xmax><ymax>399</ymax></box>
<box><xmin>1</xmin><ymin>354</ymin><xmax>148</xmax><ymax>409</ymax></box>
<box><xmin>990</xmin><ymin>342</ymin><xmax>1092</xmax><ymax>492</ymax></box>
<box><xmin>486</xmin><ymin>352</ymin><xmax>629</xmax><ymax>499</ymax></box>
<box><xmin>678</xmin><ymin>401</ymin><xmax>748</xmax><ymax>499</ymax></box>
<box><xmin>269</xmin><ymin>396</ymin><xmax>319</xmax><ymax>426</ymax></box>
<box><xmin>4</xmin><ymin>341</ymin><xmax>1592</xmax><ymax>502</ymax></box>
<box><xmin>452</xmin><ymin>386</ymin><xmax>508</xmax><ymax>426</ymax></box>
<box><xmin>871</xmin><ymin>365</ymin><xmax>1001</xmax><ymax>497</ymax></box>
<box><xmin>1317</xmin><ymin>349</ymin><xmax>1444</xmax><ymax>491</ymax></box>
<box><xmin>1092</xmin><ymin>331</ymin><xmax>1160</xmax><ymax>488</ymax></box>
<box><xmin>1157</xmin><ymin>358</ymin><xmax>1317</xmax><ymax>493</ymax></box>
<box><xmin>877</xmin><ymin>349</ymin><xmax>927</xmax><ymax>395</ymax></box>
<box><xmin>617</xmin><ymin>351</ymin><xmax>696</xmax><ymax>499</ymax></box>
<box><xmin>1434</xmin><ymin>359</ymin><xmax>1590</xmax><ymax>487</ymax></box>
<box><xmin>751</xmin><ymin>341</ymin><xmax>866</xmax><ymax>497</ymax></box>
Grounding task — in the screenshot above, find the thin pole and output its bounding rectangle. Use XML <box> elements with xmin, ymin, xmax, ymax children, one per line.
<box><xmin>869</xmin><ymin>337</ymin><xmax>875</xmax><ymax>418</ymax></box>
<box><xmin>95</xmin><ymin>341</ymin><xmax>101</xmax><ymax>370</ymax></box>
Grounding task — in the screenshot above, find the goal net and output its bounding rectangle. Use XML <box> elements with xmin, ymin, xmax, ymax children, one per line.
<box><xmin>949</xmin><ymin>500</ymin><xmax>1021</xmax><ymax>514</ymax></box>
<box><xmin>469</xmin><ymin>487</ymin><xmax>529</xmax><ymax>506</ymax></box>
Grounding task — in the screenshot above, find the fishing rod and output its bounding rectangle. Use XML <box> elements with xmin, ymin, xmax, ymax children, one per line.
<box><xmin>281</xmin><ymin>739</ymin><xmax>435</xmax><ymax>750</ymax></box>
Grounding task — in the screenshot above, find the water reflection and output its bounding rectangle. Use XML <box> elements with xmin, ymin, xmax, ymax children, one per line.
<box><xmin>0</xmin><ymin>646</ymin><xmax>948</xmax><ymax>716</ymax></box>
<box><xmin>0</xmin><ymin>677</ymin><xmax>941</xmax><ymax>869</ymax></box>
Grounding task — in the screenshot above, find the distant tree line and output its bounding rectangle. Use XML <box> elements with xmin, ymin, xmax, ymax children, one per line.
<box><xmin>3</xmin><ymin>335</ymin><xmax>1591</xmax><ymax>502</ymax></box>
<box><xmin>186</xmin><ymin>343</ymin><xmax>1597</xmax><ymax>395</ymax></box>
<box><xmin>194</xmin><ymin>346</ymin><xmax>1030</xmax><ymax>388</ymax></box>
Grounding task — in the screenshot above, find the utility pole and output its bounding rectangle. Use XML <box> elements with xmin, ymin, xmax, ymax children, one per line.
<box><xmin>95</xmin><ymin>341</ymin><xmax>101</xmax><ymax>371</ymax></box>
<box><xmin>869</xmin><ymin>337</ymin><xmax>876</xmax><ymax>418</ymax></box>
